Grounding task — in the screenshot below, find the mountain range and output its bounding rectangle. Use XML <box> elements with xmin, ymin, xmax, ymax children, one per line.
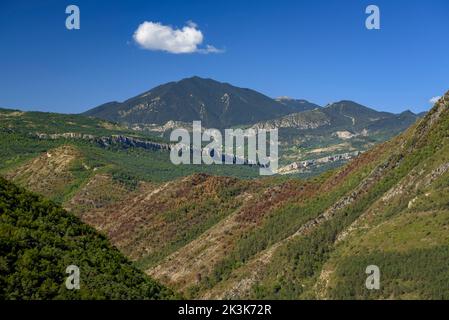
<box><xmin>1</xmin><ymin>75</ymin><xmax>447</xmax><ymax>300</ymax></box>
<box><xmin>84</xmin><ymin>76</ymin><xmax>420</xmax><ymax>131</ymax></box>
<box><xmin>253</xmin><ymin>100</ymin><xmax>420</xmax><ymax>132</ymax></box>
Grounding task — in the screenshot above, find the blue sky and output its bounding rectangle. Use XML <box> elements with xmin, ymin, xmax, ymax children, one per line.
<box><xmin>1</xmin><ymin>0</ymin><xmax>448</xmax><ymax>114</ymax></box>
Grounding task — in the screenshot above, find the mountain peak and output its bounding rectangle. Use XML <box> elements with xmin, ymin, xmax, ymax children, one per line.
<box><xmin>325</xmin><ymin>100</ymin><xmax>361</xmax><ymax>107</ymax></box>
<box><xmin>179</xmin><ymin>75</ymin><xmax>214</xmax><ymax>83</ymax></box>
<box><xmin>400</xmin><ymin>109</ymin><xmax>416</xmax><ymax>116</ymax></box>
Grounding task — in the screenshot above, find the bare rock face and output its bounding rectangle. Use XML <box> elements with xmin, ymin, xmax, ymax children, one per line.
<box><xmin>34</xmin><ymin>131</ymin><xmax>172</xmax><ymax>151</ymax></box>
<box><xmin>252</xmin><ymin>110</ymin><xmax>330</xmax><ymax>130</ymax></box>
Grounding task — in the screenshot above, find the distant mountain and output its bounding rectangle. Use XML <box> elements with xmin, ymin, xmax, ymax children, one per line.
<box><xmin>363</xmin><ymin>110</ymin><xmax>422</xmax><ymax>133</ymax></box>
<box><xmin>322</xmin><ymin>100</ymin><xmax>392</xmax><ymax>127</ymax></box>
<box><xmin>84</xmin><ymin>77</ymin><xmax>419</xmax><ymax>138</ymax></box>
<box><xmin>253</xmin><ymin>100</ymin><xmax>421</xmax><ymax>133</ymax></box>
<box><xmin>252</xmin><ymin>100</ymin><xmax>423</xmax><ymax>168</ymax></box>
<box><xmin>84</xmin><ymin>76</ymin><xmax>301</xmax><ymax>128</ymax></box>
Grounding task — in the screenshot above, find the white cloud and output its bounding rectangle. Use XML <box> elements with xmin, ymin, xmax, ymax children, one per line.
<box><xmin>429</xmin><ymin>96</ymin><xmax>441</xmax><ymax>104</ymax></box>
<box><xmin>133</xmin><ymin>21</ymin><xmax>222</xmax><ymax>54</ymax></box>
<box><xmin>198</xmin><ymin>44</ymin><xmax>223</xmax><ymax>54</ymax></box>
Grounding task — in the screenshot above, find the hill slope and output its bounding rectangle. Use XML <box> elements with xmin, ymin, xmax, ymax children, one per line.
<box><xmin>140</xmin><ymin>91</ymin><xmax>446</xmax><ymax>299</ymax></box>
<box><xmin>0</xmin><ymin>177</ymin><xmax>175</xmax><ymax>299</ymax></box>
<box><xmin>209</xmin><ymin>91</ymin><xmax>449</xmax><ymax>299</ymax></box>
<box><xmin>0</xmin><ymin>108</ymin><xmax>260</xmax><ymax>203</ymax></box>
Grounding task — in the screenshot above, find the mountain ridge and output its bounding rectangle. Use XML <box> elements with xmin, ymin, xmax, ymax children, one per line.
<box><xmin>83</xmin><ymin>77</ymin><xmax>418</xmax><ymax>131</ymax></box>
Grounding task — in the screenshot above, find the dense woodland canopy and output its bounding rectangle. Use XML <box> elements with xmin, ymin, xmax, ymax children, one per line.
<box><xmin>0</xmin><ymin>177</ymin><xmax>175</xmax><ymax>299</ymax></box>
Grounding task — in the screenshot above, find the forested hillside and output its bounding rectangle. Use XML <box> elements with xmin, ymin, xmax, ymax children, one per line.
<box><xmin>0</xmin><ymin>177</ymin><xmax>175</xmax><ymax>299</ymax></box>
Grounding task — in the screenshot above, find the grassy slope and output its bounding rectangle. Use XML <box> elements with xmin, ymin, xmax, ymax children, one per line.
<box><xmin>318</xmin><ymin>95</ymin><xmax>449</xmax><ymax>300</ymax></box>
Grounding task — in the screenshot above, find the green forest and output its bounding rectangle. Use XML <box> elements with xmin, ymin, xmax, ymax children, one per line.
<box><xmin>0</xmin><ymin>177</ymin><xmax>175</xmax><ymax>299</ymax></box>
